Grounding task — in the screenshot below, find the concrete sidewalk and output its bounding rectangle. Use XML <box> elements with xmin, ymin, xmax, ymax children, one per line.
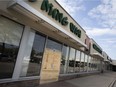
<box><xmin>38</xmin><ymin>72</ymin><xmax>116</xmax><ymax>87</ymax></box>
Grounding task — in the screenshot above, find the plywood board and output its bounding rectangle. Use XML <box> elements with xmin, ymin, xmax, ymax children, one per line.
<box><xmin>40</xmin><ymin>48</ymin><xmax>61</xmax><ymax>84</ymax></box>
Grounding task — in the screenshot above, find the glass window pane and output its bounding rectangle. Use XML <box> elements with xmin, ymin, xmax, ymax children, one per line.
<box><xmin>27</xmin><ymin>33</ymin><xmax>45</xmax><ymax>76</ymax></box>
<box><xmin>95</xmin><ymin>58</ymin><xmax>98</xmax><ymax>70</ymax></box>
<box><xmin>0</xmin><ymin>16</ymin><xmax>24</xmax><ymax>79</ymax></box>
<box><xmin>46</xmin><ymin>38</ymin><xmax>62</xmax><ymax>51</ymax></box>
<box><xmin>93</xmin><ymin>58</ymin><xmax>96</xmax><ymax>71</ymax></box>
<box><xmin>80</xmin><ymin>52</ymin><xmax>85</xmax><ymax>72</ymax></box>
<box><xmin>20</xmin><ymin>32</ymin><xmax>46</xmax><ymax>77</ymax></box>
<box><xmin>93</xmin><ymin>58</ymin><xmax>95</xmax><ymax>71</ymax></box>
<box><xmin>88</xmin><ymin>56</ymin><xmax>91</xmax><ymax>72</ymax></box>
<box><xmin>60</xmin><ymin>45</ymin><xmax>69</xmax><ymax>74</ymax></box>
<box><xmin>97</xmin><ymin>59</ymin><xmax>100</xmax><ymax>71</ymax></box>
<box><xmin>68</xmin><ymin>48</ymin><xmax>75</xmax><ymax>73</ymax></box>
<box><xmin>91</xmin><ymin>57</ymin><xmax>94</xmax><ymax>71</ymax></box>
<box><xmin>84</xmin><ymin>55</ymin><xmax>88</xmax><ymax>72</ymax></box>
<box><xmin>75</xmin><ymin>50</ymin><xmax>80</xmax><ymax>72</ymax></box>
<box><xmin>97</xmin><ymin>59</ymin><xmax>101</xmax><ymax>71</ymax></box>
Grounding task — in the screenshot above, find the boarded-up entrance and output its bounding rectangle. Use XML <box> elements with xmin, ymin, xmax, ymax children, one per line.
<box><xmin>40</xmin><ymin>48</ymin><xmax>61</xmax><ymax>84</ymax></box>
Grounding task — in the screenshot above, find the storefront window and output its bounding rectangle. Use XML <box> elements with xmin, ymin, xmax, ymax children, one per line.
<box><xmin>80</xmin><ymin>52</ymin><xmax>85</xmax><ymax>72</ymax></box>
<box><xmin>92</xmin><ymin>58</ymin><xmax>96</xmax><ymax>71</ymax></box>
<box><xmin>75</xmin><ymin>50</ymin><xmax>81</xmax><ymax>72</ymax></box>
<box><xmin>0</xmin><ymin>16</ymin><xmax>24</xmax><ymax>79</ymax></box>
<box><xmin>95</xmin><ymin>58</ymin><xmax>97</xmax><ymax>70</ymax></box>
<box><xmin>84</xmin><ymin>55</ymin><xmax>88</xmax><ymax>72</ymax></box>
<box><xmin>91</xmin><ymin>58</ymin><xmax>94</xmax><ymax>71</ymax></box>
<box><xmin>20</xmin><ymin>32</ymin><xmax>46</xmax><ymax>77</ymax></box>
<box><xmin>93</xmin><ymin>58</ymin><xmax>97</xmax><ymax>71</ymax></box>
<box><xmin>68</xmin><ymin>48</ymin><xmax>75</xmax><ymax>73</ymax></box>
<box><xmin>88</xmin><ymin>56</ymin><xmax>91</xmax><ymax>72</ymax></box>
<box><xmin>60</xmin><ymin>45</ymin><xmax>69</xmax><ymax>74</ymax></box>
<box><xmin>91</xmin><ymin>57</ymin><xmax>94</xmax><ymax>71</ymax></box>
<box><xmin>98</xmin><ymin>59</ymin><xmax>101</xmax><ymax>71</ymax></box>
<box><xmin>46</xmin><ymin>38</ymin><xmax>62</xmax><ymax>52</ymax></box>
<box><xmin>96</xmin><ymin>59</ymin><xmax>99</xmax><ymax>71</ymax></box>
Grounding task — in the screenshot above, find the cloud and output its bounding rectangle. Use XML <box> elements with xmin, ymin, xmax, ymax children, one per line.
<box><xmin>113</xmin><ymin>45</ymin><xmax>116</xmax><ymax>48</ymax></box>
<box><xmin>56</xmin><ymin>0</ymin><xmax>85</xmax><ymax>16</ymax></box>
<box><xmin>84</xmin><ymin>27</ymin><xmax>116</xmax><ymax>37</ymax></box>
<box><xmin>88</xmin><ymin>0</ymin><xmax>116</xmax><ymax>28</ymax></box>
<box><xmin>97</xmin><ymin>37</ymin><xmax>116</xmax><ymax>59</ymax></box>
<box><xmin>99</xmin><ymin>38</ymin><xmax>116</xmax><ymax>44</ymax></box>
<box><xmin>107</xmin><ymin>40</ymin><xmax>116</xmax><ymax>44</ymax></box>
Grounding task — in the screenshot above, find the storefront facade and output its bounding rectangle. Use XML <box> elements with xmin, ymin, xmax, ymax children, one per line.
<box><xmin>0</xmin><ymin>0</ymin><xmax>113</xmax><ymax>85</ymax></box>
<box><xmin>90</xmin><ymin>39</ymin><xmax>104</xmax><ymax>72</ymax></box>
<box><xmin>0</xmin><ymin>0</ymin><xmax>87</xmax><ymax>83</ymax></box>
<box><xmin>102</xmin><ymin>51</ymin><xmax>112</xmax><ymax>71</ymax></box>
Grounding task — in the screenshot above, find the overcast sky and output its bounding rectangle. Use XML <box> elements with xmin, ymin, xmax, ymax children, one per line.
<box><xmin>57</xmin><ymin>0</ymin><xmax>116</xmax><ymax>60</ymax></box>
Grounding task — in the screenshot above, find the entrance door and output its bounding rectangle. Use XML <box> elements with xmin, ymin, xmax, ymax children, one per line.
<box><xmin>40</xmin><ymin>48</ymin><xmax>61</xmax><ymax>84</ymax></box>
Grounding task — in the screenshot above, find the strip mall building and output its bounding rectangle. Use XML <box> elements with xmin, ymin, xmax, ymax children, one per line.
<box><xmin>0</xmin><ymin>0</ymin><xmax>113</xmax><ymax>86</ymax></box>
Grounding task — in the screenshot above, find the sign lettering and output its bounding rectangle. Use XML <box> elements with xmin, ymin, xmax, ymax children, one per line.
<box><xmin>40</xmin><ymin>0</ymin><xmax>81</xmax><ymax>38</ymax></box>
<box><xmin>41</xmin><ymin>0</ymin><xmax>68</xmax><ymax>26</ymax></box>
<box><xmin>93</xmin><ymin>44</ymin><xmax>102</xmax><ymax>54</ymax></box>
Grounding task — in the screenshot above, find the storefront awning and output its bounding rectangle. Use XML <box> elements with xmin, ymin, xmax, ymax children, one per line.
<box><xmin>91</xmin><ymin>53</ymin><xmax>104</xmax><ymax>59</ymax></box>
<box><xmin>8</xmin><ymin>0</ymin><xmax>87</xmax><ymax>48</ymax></box>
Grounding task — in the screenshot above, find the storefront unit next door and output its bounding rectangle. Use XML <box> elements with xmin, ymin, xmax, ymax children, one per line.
<box><xmin>40</xmin><ymin>48</ymin><xmax>61</xmax><ymax>84</ymax></box>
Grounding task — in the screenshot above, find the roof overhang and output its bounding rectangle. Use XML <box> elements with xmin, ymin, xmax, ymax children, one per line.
<box><xmin>104</xmin><ymin>59</ymin><xmax>110</xmax><ymax>62</ymax></box>
<box><xmin>8</xmin><ymin>0</ymin><xmax>87</xmax><ymax>48</ymax></box>
<box><xmin>91</xmin><ymin>53</ymin><xmax>104</xmax><ymax>59</ymax></box>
